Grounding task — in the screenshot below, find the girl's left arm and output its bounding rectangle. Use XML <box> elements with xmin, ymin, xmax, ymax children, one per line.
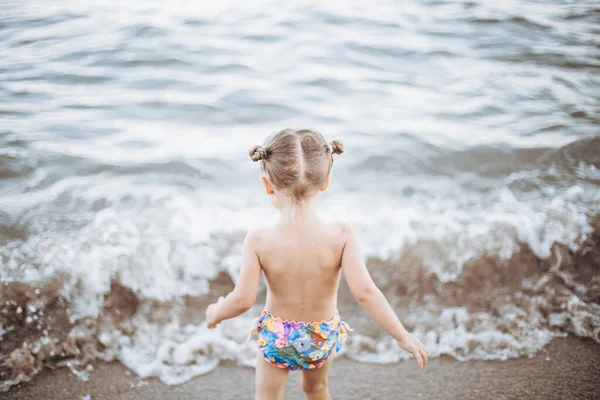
<box><xmin>205</xmin><ymin>230</ymin><xmax>262</xmax><ymax>328</ymax></box>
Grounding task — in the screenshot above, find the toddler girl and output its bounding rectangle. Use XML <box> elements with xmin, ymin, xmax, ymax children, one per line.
<box><xmin>205</xmin><ymin>128</ymin><xmax>428</xmax><ymax>400</ymax></box>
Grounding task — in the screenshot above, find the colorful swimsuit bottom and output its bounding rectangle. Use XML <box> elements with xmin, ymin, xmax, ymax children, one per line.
<box><xmin>250</xmin><ymin>309</ymin><xmax>351</xmax><ymax>371</ymax></box>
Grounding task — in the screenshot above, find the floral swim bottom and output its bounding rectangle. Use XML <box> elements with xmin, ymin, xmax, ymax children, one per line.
<box><xmin>250</xmin><ymin>309</ymin><xmax>351</xmax><ymax>371</ymax></box>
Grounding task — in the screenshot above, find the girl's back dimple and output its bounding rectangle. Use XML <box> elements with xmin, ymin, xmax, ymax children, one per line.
<box><xmin>257</xmin><ymin>219</ymin><xmax>345</xmax><ymax>322</ymax></box>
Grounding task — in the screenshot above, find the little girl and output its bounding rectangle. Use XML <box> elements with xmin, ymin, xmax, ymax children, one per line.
<box><xmin>205</xmin><ymin>128</ymin><xmax>428</xmax><ymax>400</ymax></box>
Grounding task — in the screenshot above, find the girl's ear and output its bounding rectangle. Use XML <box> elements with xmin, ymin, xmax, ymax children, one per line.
<box><xmin>261</xmin><ymin>176</ymin><xmax>275</xmax><ymax>195</ymax></box>
<box><xmin>320</xmin><ymin>173</ymin><xmax>331</xmax><ymax>192</ymax></box>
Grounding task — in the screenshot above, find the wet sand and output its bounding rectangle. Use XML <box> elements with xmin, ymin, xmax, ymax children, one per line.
<box><xmin>4</xmin><ymin>336</ymin><xmax>599</xmax><ymax>400</ymax></box>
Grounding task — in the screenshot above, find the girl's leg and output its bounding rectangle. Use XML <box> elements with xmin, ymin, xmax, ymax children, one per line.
<box><xmin>255</xmin><ymin>351</ymin><xmax>289</xmax><ymax>400</ymax></box>
<box><xmin>300</xmin><ymin>352</ymin><xmax>335</xmax><ymax>400</ymax></box>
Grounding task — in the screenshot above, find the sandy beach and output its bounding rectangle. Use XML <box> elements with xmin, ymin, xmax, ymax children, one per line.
<box><xmin>4</xmin><ymin>336</ymin><xmax>598</xmax><ymax>400</ymax></box>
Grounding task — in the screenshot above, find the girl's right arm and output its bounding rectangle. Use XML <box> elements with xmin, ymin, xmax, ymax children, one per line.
<box><xmin>340</xmin><ymin>223</ymin><xmax>429</xmax><ymax>368</ymax></box>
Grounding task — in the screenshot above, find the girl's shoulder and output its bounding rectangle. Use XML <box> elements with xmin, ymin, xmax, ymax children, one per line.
<box><xmin>320</xmin><ymin>219</ymin><xmax>355</xmax><ymax>244</ymax></box>
<box><xmin>243</xmin><ymin>227</ymin><xmax>266</xmax><ymax>253</ymax></box>
<box><xmin>327</xmin><ymin>219</ymin><xmax>351</xmax><ymax>235</ymax></box>
<box><xmin>244</xmin><ymin>223</ymin><xmax>278</xmax><ymax>249</ymax></box>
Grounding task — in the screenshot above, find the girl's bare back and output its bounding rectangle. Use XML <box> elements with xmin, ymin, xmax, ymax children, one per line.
<box><xmin>257</xmin><ymin>218</ymin><xmax>346</xmax><ymax>323</ymax></box>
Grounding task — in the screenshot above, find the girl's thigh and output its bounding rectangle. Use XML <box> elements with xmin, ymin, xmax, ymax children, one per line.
<box><xmin>301</xmin><ymin>350</ymin><xmax>335</xmax><ymax>389</ymax></box>
<box><xmin>255</xmin><ymin>351</ymin><xmax>289</xmax><ymax>400</ymax></box>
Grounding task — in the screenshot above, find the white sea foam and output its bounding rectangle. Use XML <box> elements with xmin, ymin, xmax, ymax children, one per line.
<box><xmin>4</xmin><ymin>172</ymin><xmax>597</xmax><ymax>299</ymax></box>
<box><xmin>112</xmin><ymin>303</ymin><xmax>567</xmax><ymax>384</ymax></box>
<box><xmin>117</xmin><ymin>315</ymin><xmax>258</xmax><ymax>385</ymax></box>
<box><xmin>1</xmin><ymin>161</ymin><xmax>598</xmax><ymax>388</ymax></box>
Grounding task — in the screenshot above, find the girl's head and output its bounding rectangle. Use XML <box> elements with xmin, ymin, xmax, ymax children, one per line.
<box><xmin>249</xmin><ymin>128</ymin><xmax>344</xmax><ymax>209</ymax></box>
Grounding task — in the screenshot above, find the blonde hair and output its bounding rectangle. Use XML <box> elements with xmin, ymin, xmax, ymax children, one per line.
<box><xmin>249</xmin><ymin>128</ymin><xmax>344</xmax><ymax>203</ymax></box>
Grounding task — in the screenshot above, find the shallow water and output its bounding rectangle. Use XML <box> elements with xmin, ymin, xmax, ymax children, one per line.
<box><xmin>1</xmin><ymin>0</ymin><xmax>599</xmax><ymax>391</ymax></box>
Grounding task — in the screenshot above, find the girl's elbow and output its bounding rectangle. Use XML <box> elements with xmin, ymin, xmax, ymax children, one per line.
<box><xmin>354</xmin><ymin>285</ymin><xmax>377</xmax><ymax>304</ymax></box>
<box><xmin>235</xmin><ymin>296</ymin><xmax>254</xmax><ymax>312</ymax></box>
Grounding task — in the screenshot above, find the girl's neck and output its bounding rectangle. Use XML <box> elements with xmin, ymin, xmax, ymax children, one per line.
<box><xmin>278</xmin><ymin>197</ymin><xmax>319</xmax><ymax>225</ymax></box>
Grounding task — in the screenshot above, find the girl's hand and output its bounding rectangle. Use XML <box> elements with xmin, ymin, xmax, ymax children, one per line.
<box><xmin>205</xmin><ymin>296</ymin><xmax>225</xmax><ymax>329</ymax></box>
<box><xmin>397</xmin><ymin>333</ymin><xmax>429</xmax><ymax>368</ymax></box>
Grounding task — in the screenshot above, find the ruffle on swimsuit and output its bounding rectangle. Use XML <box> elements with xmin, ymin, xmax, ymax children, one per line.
<box><xmin>249</xmin><ymin>309</ymin><xmax>351</xmax><ymax>371</ymax></box>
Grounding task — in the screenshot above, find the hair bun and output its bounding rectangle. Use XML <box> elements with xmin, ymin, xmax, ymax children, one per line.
<box><xmin>249</xmin><ymin>145</ymin><xmax>267</xmax><ymax>162</ymax></box>
<box><xmin>330</xmin><ymin>140</ymin><xmax>344</xmax><ymax>155</ymax></box>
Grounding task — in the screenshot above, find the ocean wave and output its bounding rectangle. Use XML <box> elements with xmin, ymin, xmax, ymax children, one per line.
<box><xmin>0</xmin><ymin>134</ymin><xmax>600</xmax><ymax>390</ymax></box>
<box><xmin>1</xmin><ymin>186</ymin><xmax>598</xmax><ymax>391</ymax></box>
<box><xmin>1</xmin><ymin>221</ymin><xmax>598</xmax><ymax>391</ymax></box>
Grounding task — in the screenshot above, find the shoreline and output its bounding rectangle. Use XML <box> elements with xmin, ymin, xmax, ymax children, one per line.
<box><xmin>5</xmin><ymin>336</ymin><xmax>599</xmax><ymax>400</ymax></box>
